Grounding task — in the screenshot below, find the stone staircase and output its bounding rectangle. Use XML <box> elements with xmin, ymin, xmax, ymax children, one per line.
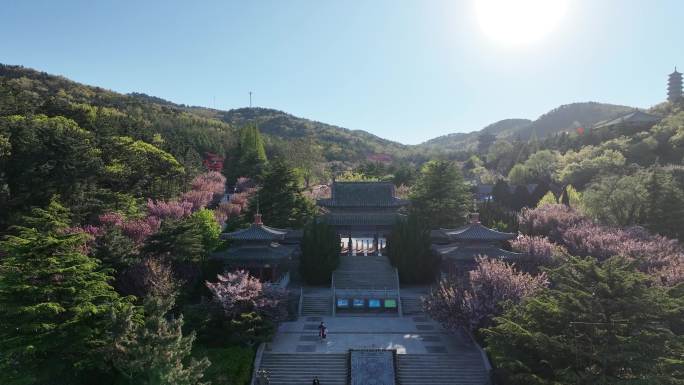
<box><xmin>396</xmin><ymin>353</ymin><xmax>489</xmax><ymax>385</ymax></box>
<box><xmin>400</xmin><ymin>296</ymin><xmax>424</xmax><ymax>315</ymax></box>
<box><xmin>301</xmin><ymin>295</ymin><xmax>331</xmax><ymax>316</ymax></box>
<box><xmin>259</xmin><ymin>353</ymin><xmax>347</xmax><ymax>385</ymax></box>
<box><xmin>334</xmin><ymin>255</ymin><xmax>398</xmax><ymax>291</ymax></box>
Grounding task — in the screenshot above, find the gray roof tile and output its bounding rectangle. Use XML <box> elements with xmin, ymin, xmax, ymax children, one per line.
<box><xmin>318</xmin><ymin>181</ymin><xmax>409</xmax><ymax>208</ymax></box>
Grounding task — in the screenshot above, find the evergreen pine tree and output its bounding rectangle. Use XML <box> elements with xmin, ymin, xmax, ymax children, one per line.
<box><xmin>492</xmin><ymin>179</ymin><xmax>512</xmax><ymax>208</ymax></box>
<box><xmin>244</xmin><ymin>159</ymin><xmax>315</xmax><ymax>228</ymax></box>
<box><xmin>645</xmin><ymin>167</ymin><xmax>684</xmax><ymax>240</ymax></box>
<box><xmin>112</xmin><ymin>295</ymin><xmax>210</xmax><ymax>385</ymax></box>
<box><xmin>511</xmin><ymin>185</ymin><xmax>532</xmax><ymax>210</ymax></box>
<box><xmin>299</xmin><ymin>220</ymin><xmax>341</xmax><ymax>285</ymax></box>
<box><xmin>386</xmin><ymin>214</ymin><xmax>439</xmax><ymax>284</ymax></box>
<box><xmin>484</xmin><ymin>256</ymin><xmax>684</xmax><ymax>384</ymax></box>
<box><xmin>226</xmin><ymin>123</ymin><xmax>268</xmax><ymax>182</ymax></box>
<box><xmin>0</xmin><ymin>199</ymin><xmax>132</xmax><ymax>385</ymax></box>
<box><xmin>410</xmin><ymin>160</ymin><xmax>472</xmax><ymax>229</ymax></box>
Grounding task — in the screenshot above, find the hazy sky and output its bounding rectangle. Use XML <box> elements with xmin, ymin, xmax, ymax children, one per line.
<box><xmin>2</xmin><ymin>0</ymin><xmax>683</xmax><ymax>144</ymax></box>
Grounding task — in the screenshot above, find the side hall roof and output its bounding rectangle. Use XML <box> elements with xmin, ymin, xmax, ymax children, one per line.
<box><xmin>438</xmin><ymin>222</ymin><xmax>516</xmax><ymax>242</ymax></box>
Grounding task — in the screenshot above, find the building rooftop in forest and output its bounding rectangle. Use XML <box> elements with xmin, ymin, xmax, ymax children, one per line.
<box><xmin>214</xmin><ymin>214</ymin><xmax>297</xmax><ymax>283</ymax></box>
<box><xmin>593</xmin><ymin>110</ymin><xmax>661</xmax><ymax>129</ymax></box>
<box><xmin>223</xmin><ymin>214</ymin><xmax>287</xmax><ymax>241</ymax></box>
<box><xmin>438</xmin><ymin>222</ymin><xmax>517</xmax><ymax>242</ymax></box>
<box><xmin>432</xmin><ymin>213</ymin><xmax>521</xmax><ymax>275</ymax></box>
<box><xmin>318</xmin><ymin>181</ymin><xmax>409</xmax><ymax>208</ymax></box>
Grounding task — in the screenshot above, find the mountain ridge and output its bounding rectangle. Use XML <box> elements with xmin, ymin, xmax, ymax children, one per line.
<box><xmin>1</xmin><ymin>63</ymin><xmax>640</xmax><ymax>161</ymax></box>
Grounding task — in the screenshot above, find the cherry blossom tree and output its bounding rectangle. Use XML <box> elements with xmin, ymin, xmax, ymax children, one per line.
<box><xmin>146</xmin><ymin>199</ymin><xmax>193</xmax><ymax>220</ymax></box>
<box><xmin>99</xmin><ymin>212</ymin><xmax>124</xmax><ymax>227</ymax></box>
<box><xmin>511</xmin><ymin>234</ymin><xmax>567</xmax><ymax>273</ymax></box>
<box><xmin>181</xmin><ymin>190</ymin><xmax>214</xmax><ymax>211</ymax></box>
<box><xmin>120</xmin><ymin>216</ymin><xmax>161</xmax><ymax>245</ymax></box>
<box><xmin>424</xmin><ymin>257</ymin><xmax>548</xmax><ymax>333</ymax></box>
<box><xmin>518</xmin><ymin>204</ymin><xmax>589</xmax><ymax>243</ymax></box>
<box><xmin>518</xmin><ymin>205</ymin><xmax>684</xmax><ymax>286</ymax></box>
<box><xmin>205</xmin><ymin>270</ymin><xmax>287</xmax><ymax>322</ymax></box>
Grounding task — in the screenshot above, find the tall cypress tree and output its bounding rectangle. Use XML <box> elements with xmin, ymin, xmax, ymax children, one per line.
<box><xmin>226</xmin><ymin>123</ymin><xmax>268</xmax><ymax>182</ymax></box>
<box><xmin>299</xmin><ymin>220</ymin><xmax>341</xmax><ymax>285</ymax></box>
<box><xmin>386</xmin><ymin>214</ymin><xmax>439</xmax><ymax>284</ymax></box>
<box><xmin>244</xmin><ymin>159</ymin><xmax>315</xmax><ymax>229</ymax></box>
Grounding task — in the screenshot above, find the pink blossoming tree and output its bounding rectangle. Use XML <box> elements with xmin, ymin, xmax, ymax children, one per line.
<box><xmin>205</xmin><ymin>270</ymin><xmax>287</xmax><ymax>322</ymax></box>
<box><xmin>424</xmin><ymin>256</ymin><xmax>548</xmax><ymax>333</ymax></box>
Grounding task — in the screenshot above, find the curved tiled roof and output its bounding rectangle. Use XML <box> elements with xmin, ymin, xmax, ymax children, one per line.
<box><xmin>225</xmin><ymin>223</ymin><xmax>287</xmax><ymax>241</ymax></box>
<box><xmin>433</xmin><ymin>244</ymin><xmax>524</xmax><ymax>261</ymax></box>
<box><xmin>212</xmin><ymin>243</ymin><xmax>296</xmax><ymax>262</ymax></box>
<box><xmin>322</xmin><ymin>212</ymin><xmax>405</xmax><ymax>226</ymax></box>
<box><xmin>442</xmin><ymin>223</ymin><xmax>516</xmax><ymax>242</ymax></box>
<box><xmin>318</xmin><ymin>181</ymin><xmax>409</xmax><ymax>208</ymax></box>
<box><xmin>593</xmin><ymin>110</ymin><xmax>661</xmax><ymax>129</ymax></box>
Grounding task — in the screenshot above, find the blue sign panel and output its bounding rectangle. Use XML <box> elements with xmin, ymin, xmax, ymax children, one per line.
<box><xmin>368</xmin><ymin>299</ymin><xmax>381</xmax><ymax>308</ymax></box>
<box><xmin>352</xmin><ymin>298</ymin><xmax>365</xmax><ymax>308</ymax></box>
<box><xmin>337</xmin><ymin>298</ymin><xmax>349</xmax><ymax>308</ymax></box>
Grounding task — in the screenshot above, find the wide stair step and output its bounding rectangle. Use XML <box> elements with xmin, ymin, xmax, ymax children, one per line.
<box><xmin>334</xmin><ymin>255</ymin><xmax>399</xmax><ymax>291</ymax></box>
<box><xmin>401</xmin><ymin>297</ymin><xmax>424</xmax><ymax>315</ymax></box>
<box><xmin>301</xmin><ymin>296</ymin><xmax>331</xmax><ymax>316</ymax></box>
<box><xmin>259</xmin><ymin>353</ymin><xmax>347</xmax><ymax>385</ymax></box>
<box><xmin>396</xmin><ymin>354</ymin><xmax>489</xmax><ymax>385</ymax></box>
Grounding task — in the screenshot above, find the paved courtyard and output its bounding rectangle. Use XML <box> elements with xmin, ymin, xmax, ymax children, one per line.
<box><xmin>267</xmin><ymin>315</ymin><xmax>472</xmax><ymax>354</ymax></box>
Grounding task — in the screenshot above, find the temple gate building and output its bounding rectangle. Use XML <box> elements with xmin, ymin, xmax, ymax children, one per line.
<box><xmin>318</xmin><ymin>181</ymin><xmax>408</xmax><ymax>255</ymax></box>
<box><xmin>431</xmin><ymin>213</ymin><xmax>523</xmax><ymax>276</ymax></box>
<box><xmin>213</xmin><ymin>213</ymin><xmax>298</xmax><ymax>285</ymax></box>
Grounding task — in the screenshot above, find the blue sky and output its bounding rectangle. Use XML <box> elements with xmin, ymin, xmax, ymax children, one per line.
<box><xmin>2</xmin><ymin>0</ymin><xmax>683</xmax><ymax>144</ymax></box>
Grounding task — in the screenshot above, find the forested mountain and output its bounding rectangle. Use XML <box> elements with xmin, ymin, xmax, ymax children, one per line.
<box><xmin>190</xmin><ymin>106</ymin><xmax>417</xmax><ymax>162</ymax></box>
<box><xmin>419</xmin><ymin>102</ymin><xmax>634</xmax><ymax>154</ymax></box>
<box><xmin>127</xmin><ymin>93</ymin><xmax>416</xmax><ymax>162</ymax></box>
<box><xmin>420</xmin><ymin>118</ymin><xmax>532</xmax><ymax>153</ymax></box>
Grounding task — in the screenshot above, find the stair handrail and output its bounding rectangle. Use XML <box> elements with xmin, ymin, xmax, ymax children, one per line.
<box><xmin>331</xmin><ymin>271</ymin><xmax>336</xmax><ymax>317</ymax></box>
<box><xmin>298</xmin><ymin>287</ymin><xmax>303</xmax><ymax>317</ymax></box>
<box><xmin>467</xmin><ymin>329</ymin><xmax>494</xmax><ymax>385</ymax></box>
<box><xmin>395</xmin><ymin>267</ymin><xmax>403</xmax><ymax>317</ymax></box>
<box><xmin>249</xmin><ymin>342</ymin><xmax>267</xmax><ymax>385</ymax></box>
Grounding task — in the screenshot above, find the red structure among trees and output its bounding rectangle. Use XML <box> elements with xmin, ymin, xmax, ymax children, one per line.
<box><xmin>203</xmin><ymin>152</ymin><xmax>224</xmax><ymax>172</ymax></box>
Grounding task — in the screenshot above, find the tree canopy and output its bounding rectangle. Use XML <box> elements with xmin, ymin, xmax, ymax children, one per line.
<box><xmin>410</xmin><ymin>160</ymin><xmax>472</xmax><ymax>229</ymax></box>
<box><xmin>485</xmin><ymin>256</ymin><xmax>684</xmax><ymax>385</ymax></box>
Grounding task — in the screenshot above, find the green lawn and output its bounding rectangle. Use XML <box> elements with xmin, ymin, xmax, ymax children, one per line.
<box><xmin>194</xmin><ymin>345</ymin><xmax>255</xmax><ymax>385</ymax></box>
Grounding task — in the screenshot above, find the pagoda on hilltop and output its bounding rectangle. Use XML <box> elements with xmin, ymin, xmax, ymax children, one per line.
<box><xmin>668</xmin><ymin>67</ymin><xmax>682</xmax><ymax>102</ymax></box>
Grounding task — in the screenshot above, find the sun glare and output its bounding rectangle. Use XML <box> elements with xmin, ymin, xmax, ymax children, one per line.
<box><xmin>475</xmin><ymin>0</ymin><xmax>569</xmax><ymax>46</ymax></box>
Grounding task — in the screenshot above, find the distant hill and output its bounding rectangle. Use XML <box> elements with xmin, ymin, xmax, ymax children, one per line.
<box><xmin>420</xmin><ymin>119</ymin><xmax>532</xmax><ymax>153</ymax></box>
<box><xmin>183</xmin><ymin>106</ymin><xmax>415</xmax><ymax>162</ymax></box>
<box><xmin>418</xmin><ymin>102</ymin><xmax>635</xmax><ymax>153</ymax></box>
<box><xmin>0</xmin><ymin>64</ymin><xmax>414</xmax><ymax>166</ymax></box>
<box><xmin>1</xmin><ymin>63</ymin><xmax>640</xmax><ymax>165</ymax></box>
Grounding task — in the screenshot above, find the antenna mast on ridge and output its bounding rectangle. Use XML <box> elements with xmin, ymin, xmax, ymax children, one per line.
<box><xmin>249</xmin><ymin>91</ymin><xmax>253</xmax><ymax>108</ymax></box>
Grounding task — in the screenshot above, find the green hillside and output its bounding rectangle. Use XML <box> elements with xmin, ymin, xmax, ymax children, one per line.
<box><xmin>189</xmin><ymin>106</ymin><xmax>416</xmax><ymax>162</ymax></box>
<box><xmin>418</xmin><ymin>102</ymin><xmax>634</xmax><ymax>154</ymax></box>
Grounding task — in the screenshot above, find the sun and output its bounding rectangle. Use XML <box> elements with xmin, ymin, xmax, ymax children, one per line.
<box><xmin>475</xmin><ymin>0</ymin><xmax>569</xmax><ymax>46</ymax></box>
